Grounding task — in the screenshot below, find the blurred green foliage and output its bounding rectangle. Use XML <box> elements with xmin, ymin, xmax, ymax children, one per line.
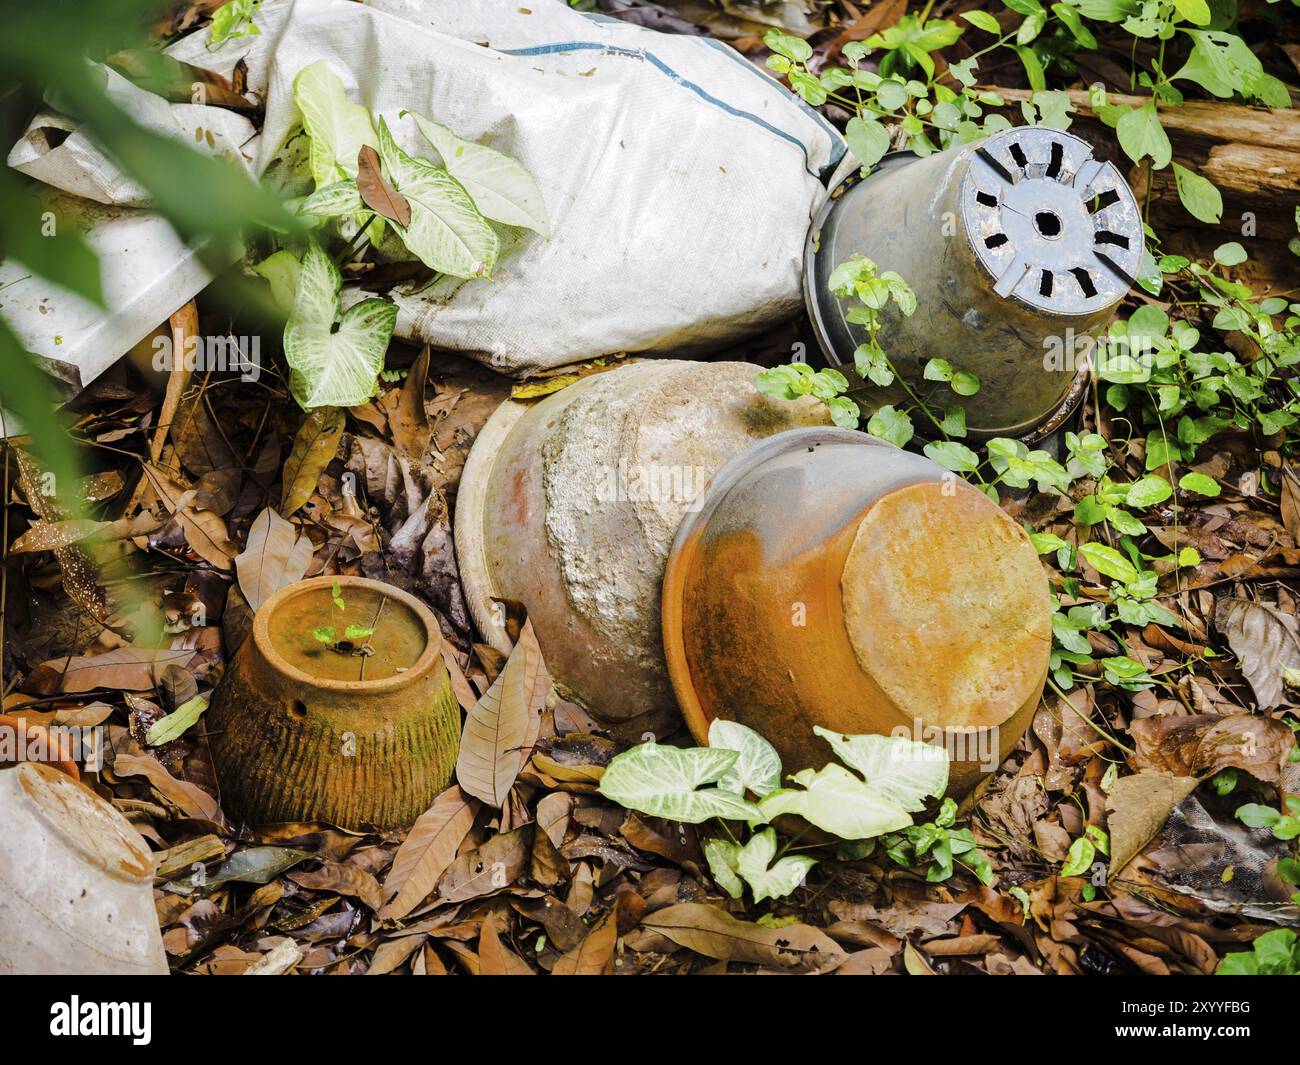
<box><xmin>0</xmin><ymin>0</ymin><xmax>299</xmax><ymax>507</ymax></box>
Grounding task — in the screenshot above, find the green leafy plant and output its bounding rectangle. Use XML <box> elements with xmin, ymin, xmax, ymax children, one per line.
<box><xmin>284</xmin><ymin>241</ymin><xmax>397</xmax><ymax>409</ymax></box>
<box><xmin>1236</xmin><ymin>796</ymin><xmax>1300</xmax><ymax>842</ymax></box>
<box><xmin>598</xmin><ymin>720</ymin><xmax>981</xmax><ymax>905</ymax></box>
<box><xmin>754</xmin><ymin>364</ymin><xmax>858</xmax><ymax>428</ymax></box>
<box><xmin>757</xmin><ymin>256</ymin><xmax>932</xmax><ymax>441</ymax></box>
<box><xmin>769</xmin><ymin>0</ymin><xmax>1289</xmax><ymax>229</ymax></box>
<box><xmin>879</xmin><ymin>797</ymin><xmax>996</xmax><ymax>885</ymax></box>
<box><xmin>765</xmin><ymin>24</ymin><xmax>1018</xmax><ymax>167</ymax></box>
<box><xmin>1216</xmin><ymin>928</ymin><xmax>1300</xmax><ymax>975</ymax></box>
<box><xmin>209</xmin><ymin>0</ymin><xmax>262</xmax><ymax>45</ymax></box>
<box><xmin>311</xmin><ymin>578</ymin><xmax>378</xmax><ymax>654</ymax></box>
<box><xmin>0</xmin><ymin>0</ymin><xmax>301</xmax><ymax>504</ymax></box>
<box><xmin>258</xmin><ymin>62</ymin><xmax>550</xmax><ymax>409</ymax></box>
<box><xmin>1037</xmin><ymin>1</ymin><xmax>1288</xmax><ymax>222</ymax></box>
<box><xmin>1062</xmin><ymin>823</ymin><xmax>1110</xmax><ymax>898</ymax></box>
<box><xmin>1100</xmin><ymin>258</ymin><xmax>1300</xmax><ymax>458</ymax></box>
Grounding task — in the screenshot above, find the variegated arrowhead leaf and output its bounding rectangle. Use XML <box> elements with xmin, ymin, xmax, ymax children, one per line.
<box><xmin>708</xmin><ymin>718</ymin><xmax>782</xmax><ymax>799</ymax></box>
<box><xmin>703</xmin><ymin>837</ymin><xmax>745</xmax><ymax>899</ymax></box>
<box><xmin>735</xmin><ymin>828</ymin><xmax>817</xmax><ymax>903</ymax></box>
<box><xmin>375</xmin><ymin>116</ymin><xmax>498</xmax><ymax>280</ymax></box>
<box><xmin>406</xmin><ymin>111</ymin><xmax>551</xmax><ymax>238</ymax></box>
<box><xmin>759</xmin><ymin>763</ymin><xmax>913</xmax><ymax>840</ymax></box>
<box><xmin>297</xmin><ymin>179</ymin><xmax>363</xmax><ymax>222</ymax></box>
<box><xmin>598</xmin><ymin>743</ymin><xmax>762</xmax><ymax>824</ymax></box>
<box><xmin>813</xmin><ymin>726</ymin><xmax>949</xmax><ymax>812</ymax></box>
<box><xmin>293</xmin><ymin>60</ymin><xmax>377</xmax><ymax>188</ymax></box>
<box><xmin>283</xmin><ymin>241</ymin><xmax>395</xmax><ymax>409</ymax></box>
<box><xmin>253</xmin><ymin>249</ymin><xmax>301</xmax><ymax>315</ymax></box>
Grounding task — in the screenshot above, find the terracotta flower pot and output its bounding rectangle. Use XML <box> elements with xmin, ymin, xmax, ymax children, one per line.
<box><xmin>0</xmin><ymin>762</ymin><xmax>167</xmax><ymax>974</ymax></box>
<box><xmin>206</xmin><ymin>576</ymin><xmax>459</xmax><ymax>830</ymax></box>
<box><xmin>662</xmin><ymin>428</ymin><xmax>1052</xmax><ymax>794</ymax></box>
<box><xmin>455</xmin><ymin>360</ymin><xmax>829</xmax><ymax>736</ymax></box>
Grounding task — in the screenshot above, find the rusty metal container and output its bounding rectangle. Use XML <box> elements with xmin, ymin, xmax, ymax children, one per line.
<box><xmin>662</xmin><ymin>428</ymin><xmax>1052</xmax><ymax>793</ymax></box>
<box><xmin>455</xmin><ymin>360</ymin><xmax>830</xmax><ymax>736</ymax></box>
<box><xmin>207</xmin><ymin>576</ymin><xmax>460</xmax><ymax>830</ymax></box>
<box><xmin>0</xmin><ymin>762</ymin><xmax>167</xmax><ymax>974</ymax></box>
<box><xmin>805</xmin><ymin>126</ymin><xmax>1143</xmax><ymax>439</ymax></box>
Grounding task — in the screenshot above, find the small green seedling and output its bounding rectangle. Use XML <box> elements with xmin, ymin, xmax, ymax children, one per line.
<box><xmin>312</xmin><ymin>579</ymin><xmax>378</xmax><ymax>655</ymax></box>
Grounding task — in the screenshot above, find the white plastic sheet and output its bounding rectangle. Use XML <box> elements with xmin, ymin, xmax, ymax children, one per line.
<box><xmin>7</xmin><ymin>0</ymin><xmax>846</xmax><ymax>383</ymax></box>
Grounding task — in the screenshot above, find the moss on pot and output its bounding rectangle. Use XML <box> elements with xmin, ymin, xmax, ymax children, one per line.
<box><xmin>207</xmin><ymin>576</ymin><xmax>460</xmax><ymax>831</ymax></box>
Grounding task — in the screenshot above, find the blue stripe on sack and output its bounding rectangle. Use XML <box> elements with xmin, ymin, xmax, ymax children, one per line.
<box><xmin>498</xmin><ymin>40</ymin><xmax>827</xmax><ymax>178</ymax></box>
<box><xmin>696</xmin><ymin>37</ymin><xmax>847</xmax><ymax>179</ymax></box>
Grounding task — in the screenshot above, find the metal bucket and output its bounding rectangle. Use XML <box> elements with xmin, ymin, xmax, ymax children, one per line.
<box><xmin>0</xmin><ymin>762</ymin><xmax>168</xmax><ymax>975</ymax></box>
<box><xmin>805</xmin><ymin>126</ymin><xmax>1143</xmax><ymax>440</ymax></box>
<box><xmin>455</xmin><ymin>360</ymin><xmax>830</xmax><ymax>735</ymax></box>
<box><xmin>662</xmin><ymin>428</ymin><xmax>1052</xmax><ymax>794</ymax></box>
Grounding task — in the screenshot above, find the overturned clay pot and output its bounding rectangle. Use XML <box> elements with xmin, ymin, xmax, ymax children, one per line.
<box><xmin>0</xmin><ymin>762</ymin><xmax>167</xmax><ymax>975</ymax></box>
<box><xmin>662</xmin><ymin>428</ymin><xmax>1052</xmax><ymax>794</ymax></box>
<box><xmin>207</xmin><ymin>576</ymin><xmax>459</xmax><ymax>831</ymax></box>
<box><xmin>455</xmin><ymin>360</ymin><xmax>829</xmax><ymax>735</ymax></box>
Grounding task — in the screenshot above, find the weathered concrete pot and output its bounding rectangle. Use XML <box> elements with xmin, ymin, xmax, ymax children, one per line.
<box><xmin>662</xmin><ymin>428</ymin><xmax>1052</xmax><ymax>794</ymax></box>
<box><xmin>0</xmin><ymin>762</ymin><xmax>167</xmax><ymax>974</ymax></box>
<box><xmin>455</xmin><ymin>360</ymin><xmax>829</xmax><ymax>734</ymax></box>
<box><xmin>207</xmin><ymin>576</ymin><xmax>460</xmax><ymax>830</ymax></box>
<box><xmin>806</xmin><ymin>126</ymin><xmax>1143</xmax><ymax>440</ymax></box>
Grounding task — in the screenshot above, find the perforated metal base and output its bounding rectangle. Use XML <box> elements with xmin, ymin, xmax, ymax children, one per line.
<box><xmin>962</xmin><ymin>127</ymin><xmax>1143</xmax><ymax>316</ymax></box>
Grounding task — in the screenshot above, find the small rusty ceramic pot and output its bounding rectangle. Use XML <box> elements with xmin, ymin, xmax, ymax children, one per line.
<box><xmin>207</xmin><ymin>576</ymin><xmax>460</xmax><ymax>830</ymax></box>
<box><xmin>455</xmin><ymin>360</ymin><xmax>829</xmax><ymax>735</ymax></box>
<box><xmin>662</xmin><ymin>428</ymin><xmax>1052</xmax><ymax>794</ymax></box>
<box><xmin>0</xmin><ymin>762</ymin><xmax>167</xmax><ymax>974</ymax></box>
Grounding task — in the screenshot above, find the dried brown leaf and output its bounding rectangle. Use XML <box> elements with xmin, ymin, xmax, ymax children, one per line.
<box><xmin>535</xmin><ymin>792</ymin><xmax>572</xmax><ymax>849</ymax></box>
<box><xmin>642</xmin><ymin>903</ymin><xmax>847</xmax><ymax>973</ymax></box>
<box><xmin>456</xmin><ymin>621</ymin><xmax>545</xmax><ymax>807</ymax></box>
<box><xmin>159</xmin><ymin>664</ymin><xmax>198</xmax><ymax>712</ymax></box>
<box><xmin>903</xmin><ymin>939</ymin><xmax>938</xmax><ymax>975</ymax></box>
<box><xmin>288</xmin><ymin>861</ymin><xmax>385</xmax><ymax>912</ymax></box>
<box><xmin>436</xmin><ymin>825</ymin><xmax>532</xmax><ymax>905</ymax></box>
<box><xmin>26</xmin><ymin>647</ymin><xmax>196</xmax><ymax>695</ymax></box>
<box><xmin>281</xmin><ymin>407</ymin><xmax>346</xmax><ymax>517</ymax></box>
<box><xmin>551</xmin><ymin>905</ymin><xmax>619</xmax><ymax>975</ymax></box>
<box><xmin>379</xmin><ymin>786</ymin><xmax>477</xmax><ymax>920</ymax></box>
<box><xmin>357</xmin><ymin>144</ymin><xmax>412</xmax><ymax>226</ymax></box>
<box><xmin>530</xmin><ymin>817</ymin><xmax>571</xmax><ymax>888</ymax></box>
<box><xmin>170</xmin><ymin>389</ymin><xmax>236</xmax><ymax>477</ymax></box>
<box><xmin>1129</xmin><ymin>713</ymin><xmax>1294</xmax><ymax>783</ymax></box>
<box><xmin>1214</xmin><ymin>596</ymin><xmax>1300</xmax><ymax>709</ymax></box>
<box><xmin>112</xmin><ymin>752</ymin><xmax>225</xmax><ymax>824</ymax></box>
<box><xmin>510</xmin><ymin>896</ymin><xmax>587</xmax><ymax>952</ymax></box>
<box><xmin>1106</xmin><ymin>769</ymin><xmax>1199</xmax><ymax>878</ymax></box>
<box><xmin>391</xmin><ymin>344</ymin><xmax>431</xmax><ymax>457</ymax></box>
<box><xmin>366</xmin><ymin>935</ymin><xmax>426</xmax><ymax>975</ymax></box>
<box><xmin>1281</xmin><ymin>465</ymin><xmax>1300</xmax><ymax>544</ymax></box>
<box><xmin>477</xmin><ymin>913</ymin><xmax>535</xmax><ymax>975</ymax></box>
<box><xmin>235</xmin><ymin>507</ymin><xmax>314</xmax><ymax>610</ymax></box>
<box><xmin>9</xmin><ymin>515</ymin><xmax>158</xmax><ymax>554</ymax></box>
